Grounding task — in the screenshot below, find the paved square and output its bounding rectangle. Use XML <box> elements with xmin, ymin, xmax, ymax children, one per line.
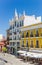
<box><xmin>0</xmin><ymin>53</ymin><xmax>34</xmax><ymax>65</ymax></box>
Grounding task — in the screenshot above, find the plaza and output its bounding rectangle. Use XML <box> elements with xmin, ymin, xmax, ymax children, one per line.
<box><xmin>0</xmin><ymin>51</ymin><xmax>42</xmax><ymax>65</ymax></box>
<box><xmin>0</xmin><ymin>0</ymin><xmax>42</xmax><ymax>65</ymax></box>
<box><xmin>0</xmin><ymin>52</ymin><xmax>35</xmax><ymax>65</ymax></box>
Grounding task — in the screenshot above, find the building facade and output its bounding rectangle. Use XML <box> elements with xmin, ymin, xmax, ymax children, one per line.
<box><xmin>7</xmin><ymin>10</ymin><xmax>24</xmax><ymax>55</ymax></box>
<box><xmin>20</xmin><ymin>23</ymin><xmax>42</xmax><ymax>51</ymax></box>
<box><xmin>7</xmin><ymin>9</ymin><xmax>42</xmax><ymax>55</ymax></box>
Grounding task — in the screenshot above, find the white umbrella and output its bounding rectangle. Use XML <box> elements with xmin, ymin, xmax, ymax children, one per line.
<box><xmin>17</xmin><ymin>50</ymin><xmax>26</xmax><ymax>54</ymax></box>
<box><xmin>38</xmin><ymin>54</ymin><xmax>42</xmax><ymax>59</ymax></box>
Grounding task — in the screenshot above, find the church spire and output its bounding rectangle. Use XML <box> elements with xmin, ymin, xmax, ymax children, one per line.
<box><xmin>14</xmin><ymin>9</ymin><xmax>18</xmax><ymax>20</ymax></box>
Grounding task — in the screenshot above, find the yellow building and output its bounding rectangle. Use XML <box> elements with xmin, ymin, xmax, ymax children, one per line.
<box><xmin>20</xmin><ymin>23</ymin><xmax>42</xmax><ymax>49</ymax></box>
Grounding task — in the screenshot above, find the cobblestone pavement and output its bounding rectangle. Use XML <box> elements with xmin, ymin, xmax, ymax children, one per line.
<box><xmin>0</xmin><ymin>53</ymin><xmax>34</xmax><ymax>65</ymax></box>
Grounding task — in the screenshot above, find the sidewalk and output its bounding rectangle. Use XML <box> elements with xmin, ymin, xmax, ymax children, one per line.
<box><xmin>0</xmin><ymin>53</ymin><xmax>34</xmax><ymax>65</ymax></box>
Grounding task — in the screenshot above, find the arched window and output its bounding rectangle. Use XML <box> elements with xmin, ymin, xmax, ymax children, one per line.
<box><xmin>17</xmin><ymin>22</ymin><xmax>19</xmax><ymax>27</ymax></box>
<box><xmin>15</xmin><ymin>21</ymin><xmax>16</xmax><ymax>26</ymax></box>
<box><xmin>22</xmin><ymin>41</ymin><xmax>24</xmax><ymax>47</ymax></box>
<box><xmin>22</xmin><ymin>32</ymin><xmax>24</xmax><ymax>38</ymax></box>
<box><xmin>35</xmin><ymin>29</ymin><xmax>39</xmax><ymax>37</ymax></box>
<box><xmin>36</xmin><ymin>40</ymin><xmax>39</xmax><ymax>48</ymax></box>
<box><xmin>30</xmin><ymin>31</ymin><xmax>33</xmax><ymax>37</ymax></box>
<box><xmin>30</xmin><ymin>41</ymin><xmax>33</xmax><ymax>48</ymax></box>
<box><xmin>26</xmin><ymin>32</ymin><xmax>29</xmax><ymax>37</ymax></box>
<box><xmin>26</xmin><ymin>41</ymin><xmax>29</xmax><ymax>47</ymax></box>
<box><xmin>20</xmin><ymin>21</ymin><xmax>21</xmax><ymax>26</ymax></box>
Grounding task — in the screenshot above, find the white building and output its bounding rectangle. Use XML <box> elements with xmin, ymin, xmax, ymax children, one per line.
<box><xmin>8</xmin><ymin>9</ymin><xmax>42</xmax><ymax>55</ymax></box>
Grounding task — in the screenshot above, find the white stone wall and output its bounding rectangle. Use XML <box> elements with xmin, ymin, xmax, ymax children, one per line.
<box><xmin>24</xmin><ymin>15</ymin><xmax>41</xmax><ymax>26</ymax></box>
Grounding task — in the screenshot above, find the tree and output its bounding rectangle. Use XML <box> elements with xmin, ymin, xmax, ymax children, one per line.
<box><xmin>2</xmin><ymin>47</ymin><xmax>7</xmax><ymax>53</ymax></box>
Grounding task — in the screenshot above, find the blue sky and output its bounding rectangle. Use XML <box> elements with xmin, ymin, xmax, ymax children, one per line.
<box><xmin>0</xmin><ymin>0</ymin><xmax>42</xmax><ymax>36</ymax></box>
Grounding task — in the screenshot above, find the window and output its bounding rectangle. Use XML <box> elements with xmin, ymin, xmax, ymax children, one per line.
<box><xmin>26</xmin><ymin>41</ymin><xmax>29</xmax><ymax>47</ymax></box>
<box><xmin>17</xmin><ymin>23</ymin><xmax>19</xmax><ymax>27</ymax></box>
<box><xmin>30</xmin><ymin>31</ymin><xmax>33</xmax><ymax>37</ymax></box>
<box><xmin>15</xmin><ymin>21</ymin><xmax>16</xmax><ymax>26</ymax></box>
<box><xmin>10</xmin><ymin>26</ymin><xmax>12</xmax><ymax>29</ymax></box>
<box><xmin>10</xmin><ymin>42</ymin><xmax>12</xmax><ymax>46</ymax></box>
<box><xmin>22</xmin><ymin>33</ymin><xmax>24</xmax><ymax>38</ymax></box>
<box><xmin>26</xmin><ymin>32</ymin><xmax>29</xmax><ymax>37</ymax></box>
<box><xmin>17</xmin><ymin>42</ymin><xmax>20</xmax><ymax>47</ymax></box>
<box><xmin>13</xmin><ymin>42</ymin><xmax>15</xmax><ymax>46</ymax></box>
<box><xmin>22</xmin><ymin>20</ymin><xmax>23</xmax><ymax>26</ymax></box>
<box><xmin>36</xmin><ymin>40</ymin><xmax>39</xmax><ymax>48</ymax></box>
<box><xmin>17</xmin><ymin>29</ymin><xmax>19</xmax><ymax>32</ymax></box>
<box><xmin>35</xmin><ymin>29</ymin><xmax>39</xmax><ymax>37</ymax></box>
<box><xmin>19</xmin><ymin>30</ymin><xmax>21</xmax><ymax>33</ymax></box>
<box><xmin>30</xmin><ymin>41</ymin><xmax>33</xmax><ymax>48</ymax></box>
<box><xmin>14</xmin><ymin>36</ymin><xmax>16</xmax><ymax>40</ymax></box>
<box><xmin>20</xmin><ymin>21</ymin><xmax>21</xmax><ymax>26</ymax></box>
<box><xmin>22</xmin><ymin>41</ymin><xmax>24</xmax><ymax>47</ymax></box>
<box><xmin>14</xmin><ymin>29</ymin><xmax>17</xmax><ymax>34</ymax></box>
<box><xmin>13</xmin><ymin>25</ymin><xmax>14</xmax><ymax>29</ymax></box>
<box><xmin>9</xmin><ymin>38</ymin><xmax>12</xmax><ymax>40</ymax></box>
